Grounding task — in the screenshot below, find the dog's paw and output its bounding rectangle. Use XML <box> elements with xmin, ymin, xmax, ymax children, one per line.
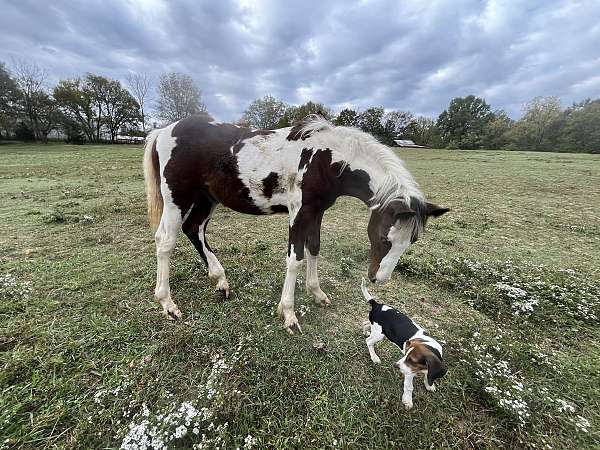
<box><xmin>426</xmin><ymin>384</ymin><xmax>436</xmax><ymax>392</ymax></box>
<box><xmin>402</xmin><ymin>397</ymin><xmax>413</xmax><ymax>410</ymax></box>
<box><xmin>371</xmin><ymin>355</ymin><xmax>381</xmax><ymax>364</ymax></box>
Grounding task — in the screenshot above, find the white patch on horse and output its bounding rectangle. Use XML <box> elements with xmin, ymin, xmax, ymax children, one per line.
<box><xmin>182</xmin><ymin>203</ymin><xmax>195</xmax><ymax>222</ymax></box>
<box><xmin>376</xmin><ymin>224</ymin><xmax>412</xmax><ymax>283</ymax></box>
<box><xmin>198</xmin><ymin>205</ymin><xmax>229</xmax><ymax>295</ymax></box>
<box><xmin>152</xmin><ymin>121</ymin><xmax>184</xmax><ymax>319</ymax></box>
<box><xmin>235</xmin><ymin>131</ymin><xmax>289</xmax><ymax>213</ymax></box>
<box><xmin>156</xmin><ymin>121</ymin><xmax>180</xmax><ymax>207</ymax></box>
<box><xmin>277</xmin><ymin>244</ymin><xmax>303</xmax><ymax>334</ymax></box>
<box><xmin>305</xmin><ymin>250</ymin><xmax>329</xmax><ymax>306</ymax></box>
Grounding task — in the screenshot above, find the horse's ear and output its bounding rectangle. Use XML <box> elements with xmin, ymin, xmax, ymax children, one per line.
<box><xmin>390</xmin><ymin>200</ymin><xmax>415</xmax><ymax>220</ymax></box>
<box><xmin>426</xmin><ymin>202</ymin><xmax>450</xmax><ymax>218</ymax></box>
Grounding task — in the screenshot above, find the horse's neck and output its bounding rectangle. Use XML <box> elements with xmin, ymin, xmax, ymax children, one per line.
<box><xmin>337</xmin><ymin>162</ymin><xmax>378</xmax><ymax>206</ymax></box>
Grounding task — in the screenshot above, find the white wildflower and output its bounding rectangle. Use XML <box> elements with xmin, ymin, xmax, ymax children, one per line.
<box><xmin>243</xmin><ymin>434</ymin><xmax>257</xmax><ymax>449</ymax></box>
<box><xmin>556</xmin><ymin>399</ymin><xmax>576</xmax><ymax>413</ymax></box>
<box><xmin>573</xmin><ymin>415</ymin><xmax>590</xmax><ymax>433</ymax></box>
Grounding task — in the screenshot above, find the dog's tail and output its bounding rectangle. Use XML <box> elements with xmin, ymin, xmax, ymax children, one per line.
<box><xmin>143</xmin><ymin>128</ymin><xmax>163</xmax><ymax>230</ymax></box>
<box><xmin>361</xmin><ymin>278</ymin><xmax>376</xmax><ymax>303</ymax></box>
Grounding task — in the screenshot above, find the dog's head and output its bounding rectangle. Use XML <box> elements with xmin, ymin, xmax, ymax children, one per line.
<box><xmin>394</xmin><ymin>340</ymin><xmax>446</xmax><ymax>385</ymax></box>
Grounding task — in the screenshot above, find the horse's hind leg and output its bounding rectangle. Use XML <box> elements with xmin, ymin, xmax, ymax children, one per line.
<box><xmin>155</xmin><ymin>203</ymin><xmax>183</xmax><ymax>319</ymax></box>
<box><xmin>182</xmin><ymin>196</ymin><xmax>230</xmax><ymax>297</ymax></box>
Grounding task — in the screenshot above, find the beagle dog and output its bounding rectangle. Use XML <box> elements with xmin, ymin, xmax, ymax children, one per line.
<box><xmin>361</xmin><ymin>279</ymin><xmax>446</xmax><ymax>410</ymax></box>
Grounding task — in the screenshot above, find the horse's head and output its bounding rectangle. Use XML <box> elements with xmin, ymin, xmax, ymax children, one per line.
<box><xmin>367</xmin><ymin>197</ymin><xmax>449</xmax><ymax>283</ymax></box>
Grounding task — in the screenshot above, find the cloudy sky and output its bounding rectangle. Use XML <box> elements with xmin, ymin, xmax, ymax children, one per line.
<box><xmin>1</xmin><ymin>0</ymin><xmax>599</xmax><ymax>121</ymax></box>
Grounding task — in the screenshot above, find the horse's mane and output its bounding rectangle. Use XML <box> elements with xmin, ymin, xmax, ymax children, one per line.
<box><xmin>295</xmin><ymin>115</ymin><xmax>424</xmax><ymax>208</ymax></box>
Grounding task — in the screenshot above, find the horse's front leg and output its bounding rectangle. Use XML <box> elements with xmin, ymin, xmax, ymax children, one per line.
<box><xmin>304</xmin><ymin>210</ymin><xmax>330</xmax><ymax>306</ymax></box>
<box><xmin>277</xmin><ymin>241</ymin><xmax>304</xmax><ymax>334</ymax></box>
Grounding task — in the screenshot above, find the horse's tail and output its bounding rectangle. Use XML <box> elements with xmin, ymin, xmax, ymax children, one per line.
<box><xmin>143</xmin><ymin>129</ymin><xmax>163</xmax><ymax>230</ymax></box>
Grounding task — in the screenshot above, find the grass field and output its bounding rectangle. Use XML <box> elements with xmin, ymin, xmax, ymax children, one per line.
<box><xmin>1</xmin><ymin>143</ymin><xmax>599</xmax><ymax>449</ymax></box>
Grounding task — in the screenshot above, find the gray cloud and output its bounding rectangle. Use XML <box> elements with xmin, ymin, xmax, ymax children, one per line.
<box><xmin>1</xmin><ymin>0</ymin><xmax>599</xmax><ymax>121</ymax></box>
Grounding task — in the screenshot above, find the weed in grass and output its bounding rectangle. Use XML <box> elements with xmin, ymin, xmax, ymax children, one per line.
<box><xmin>116</xmin><ymin>338</ymin><xmax>248</xmax><ymax>449</ymax></box>
<box><xmin>0</xmin><ymin>273</ymin><xmax>32</xmax><ymax>300</ymax></box>
<box><xmin>398</xmin><ymin>256</ymin><xmax>600</xmax><ymax>328</ymax></box>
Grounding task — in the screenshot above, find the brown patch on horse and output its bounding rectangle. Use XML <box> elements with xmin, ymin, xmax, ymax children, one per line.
<box><xmin>270</xmin><ymin>204</ymin><xmax>288</xmax><ymax>213</ymax></box>
<box><xmin>262</xmin><ymin>172</ymin><xmax>280</xmax><ymax>199</ymax></box>
<box><xmin>287</xmin><ymin>148</ymin><xmax>373</xmax><ymax>258</ymax></box>
<box><xmin>164</xmin><ymin>115</ymin><xmax>274</xmax><ymax>216</ymax></box>
<box><xmin>298</xmin><ymin>148</ymin><xmax>313</xmax><ymax>170</ymax></box>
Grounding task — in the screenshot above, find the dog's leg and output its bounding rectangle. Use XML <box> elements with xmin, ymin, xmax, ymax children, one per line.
<box><xmin>424</xmin><ymin>372</ymin><xmax>436</xmax><ymax>392</ymax></box>
<box><xmin>402</xmin><ymin>374</ymin><xmax>415</xmax><ymax>410</ymax></box>
<box><xmin>365</xmin><ymin>323</ymin><xmax>384</xmax><ymax>364</ymax></box>
<box><xmin>362</xmin><ymin>320</ymin><xmax>371</xmax><ymax>337</ymax></box>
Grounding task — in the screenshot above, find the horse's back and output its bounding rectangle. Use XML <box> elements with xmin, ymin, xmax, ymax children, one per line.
<box><xmin>157</xmin><ymin>115</ymin><xmax>288</xmax><ymax>216</ymax></box>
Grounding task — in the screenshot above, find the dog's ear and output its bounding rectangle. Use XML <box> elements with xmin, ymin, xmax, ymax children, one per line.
<box><xmin>426</xmin><ymin>354</ymin><xmax>446</xmax><ymax>386</ymax></box>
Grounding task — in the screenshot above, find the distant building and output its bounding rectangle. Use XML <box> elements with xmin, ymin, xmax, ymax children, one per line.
<box><xmin>116</xmin><ymin>134</ymin><xmax>145</xmax><ymax>144</ymax></box>
<box><xmin>393</xmin><ymin>139</ymin><xmax>426</xmax><ymax>148</ymax></box>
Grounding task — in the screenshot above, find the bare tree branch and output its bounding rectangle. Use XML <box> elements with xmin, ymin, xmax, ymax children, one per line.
<box><xmin>125</xmin><ymin>72</ymin><xmax>151</xmax><ymax>132</ymax></box>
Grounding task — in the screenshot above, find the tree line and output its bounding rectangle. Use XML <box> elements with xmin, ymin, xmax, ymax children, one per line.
<box><xmin>0</xmin><ymin>61</ymin><xmax>205</xmax><ymax>143</ymax></box>
<box><xmin>239</xmin><ymin>94</ymin><xmax>600</xmax><ymax>153</ymax></box>
<box><xmin>1</xmin><ymin>59</ymin><xmax>598</xmax><ymax>153</ymax></box>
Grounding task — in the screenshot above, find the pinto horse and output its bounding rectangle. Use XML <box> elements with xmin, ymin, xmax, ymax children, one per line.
<box><xmin>143</xmin><ymin>114</ymin><xmax>448</xmax><ymax>334</ymax></box>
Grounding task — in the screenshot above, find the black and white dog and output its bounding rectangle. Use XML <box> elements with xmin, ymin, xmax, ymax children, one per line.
<box><xmin>361</xmin><ymin>279</ymin><xmax>446</xmax><ymax>410</ymax></box>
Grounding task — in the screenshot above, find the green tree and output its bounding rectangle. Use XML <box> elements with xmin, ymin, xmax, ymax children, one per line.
<box><xmin>437</xmin><ymin>95</ymin><xmax>494</xmax><ymax>149</ymax></box>
<box><xmin>404</xmin><ymin>116</ymin><xmax>442</xmax><ymax>147</ymax></box>
<box><xmin>334</xmin><ymin>108</ymin><xmax>359</xmax><ymax>127</ymax></box>
<box><xmin>98</xmin><ymin>78</ymin><xmax>140</xmax><ymax>142</ymax></box>
<box><xmin>241</xmin><ymin>95</ymin><xmax>287</xmax><ymax>129</ymax></box>
<box><xmin>522</xmin><ymin>96</ymin><xmax>563</xmax><ymax>150</ymax></box>
<box><xmin>482</xmin><ymin>110</ymin><xmax>513</xmax><ymax>149</ymax></box>
<box><xmin>34</xmin><ymin>92</ymin><xmax>62</xmax><ymax>143</ymax></box>
<box><xmin>381</xmin><ymin>110</ymin><xmax>415</xmax><ymax>145</ymax></box>
<box><xmin>157</xmin><ymin>72</ymin><xmax>206</xmax><ymax>123</ymax></box>
<box><xmin>560</xmin><ymin>99</ymin><xmax>600</xmax><ymax>153</ymax></box>
<box><xmin>54</xmin><ymin>78</ymin><xmax>96</xmax><ymax>142</ymax></box>
<box><xmin>279</xmin><ymin>101</ymin><xmax>333</xmax><ymax>127</ymax></box>
<box><xmin>357</xmin><ymin>107</ymin><xmax>386</xmax><ymax>141</ymax></box>
<box><xmin>85</xmin><ymin>74</ymin><xmax>112</xmax><ymax>142</ymax></box>
<box><xmin>0</xmin><ymin>62</ymin><xmax>20</xmax><ymax>138</ymax></box>
<box><xmin>505</xmin><ymin>96</ymin><xmax>563</xmax><ymax>151</ymax></box>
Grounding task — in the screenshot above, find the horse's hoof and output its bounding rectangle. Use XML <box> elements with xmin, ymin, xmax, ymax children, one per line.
<box><xmin>309</xmin><ymin>289</ymin><xmax>331</xmax><ymax>307</ymax></box>
<box><xmin>314</xmin><ymin>295</ymin><xmax>331</xmax><ymax>307</ymax></box>
<box><xmin>285</xmin><ymin>321</ymin><xmax>302</xmax><ymax>335</ymax></box>
<box><xmin>164</xmin><ymin>306</ymin><xmax>182</xmax><ymax>320</ymax></box>
<box><xmin>215</xmin><ymin>279</ymin><xmax>230</xmax><ymax>298</ymax></box>
<box><xmin>282</xmin><ymin>313</ymin><xmax>302</xmax><ymax>335</ymax></box>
